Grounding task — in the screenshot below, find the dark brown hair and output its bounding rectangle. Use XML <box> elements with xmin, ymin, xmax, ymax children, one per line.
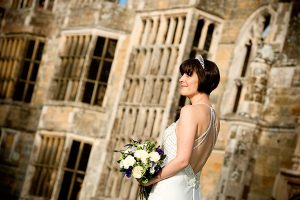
<box><xmin>179</xmin><ymin>58</ymin><xmax>220</xmax><ymax>95</ymax></box>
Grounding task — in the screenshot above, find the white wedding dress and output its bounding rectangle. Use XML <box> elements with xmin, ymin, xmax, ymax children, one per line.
<box><xmin>148</xmin><ymin>104</ymin><xmax>218</xmax><ymax>200</ymax></box>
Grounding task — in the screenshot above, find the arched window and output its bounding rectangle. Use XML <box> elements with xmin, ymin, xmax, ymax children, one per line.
<box><xmin>232</xmin><ymin>40</ymin><xmax>252</xmax><ymax>113</ymax></box>
<box><xmin>261</xmin><ymin>14</ymin><xmax>271</xmax><ymax>38</ymax></box>
<box><xmin>221</xmin><ymin>8</ymin><xmax>273</xmax><ymax>115</ymax></box>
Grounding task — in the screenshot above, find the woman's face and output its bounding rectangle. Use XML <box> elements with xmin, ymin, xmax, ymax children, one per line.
<box><xmin>179</xmin><ymin>71</ymin><xmax>199</xmax><ymax>97</ymax></box>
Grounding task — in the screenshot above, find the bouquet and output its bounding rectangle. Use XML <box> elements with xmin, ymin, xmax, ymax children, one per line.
<box><xmin>116</xmin><ymin>139</ymin><xmax>166</xmax><ymax>200</ymax></box>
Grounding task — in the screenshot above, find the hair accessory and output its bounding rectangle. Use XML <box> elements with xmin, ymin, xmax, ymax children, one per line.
<box><xmin>195</xmin><ymin>55</ymin><xmax>205</xmax><ymax>69</ymax></box>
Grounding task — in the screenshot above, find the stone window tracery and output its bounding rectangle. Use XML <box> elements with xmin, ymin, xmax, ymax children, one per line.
<box><xmin>51</xmin><ymin>34</ymin><xmax>117</xmax><ymax>107</ymax></box>
<box><xmin>190</xmin><ymin>17</ymin><xmax>218</xmax><ymax>59</ymax></box>
<box><xmin>29</xmin><ymin>134</ymin><xmax>65</xmax><ymax>198</ymax></box>
<box><xmin>58</xmin><ymin>140</ymin><xmax>92</xmax><ymax>200</ymax></box>
<box><xmin>11</xmin><ymin>0</ymin><xmax>56</xmax><ymax>11</ymax></box>
<box><xmin>221</xmin><ymin>10</ymin><xmax>274</xmax><ymax>115</ymax></box>
<box><xmin>0</xmin><ymin>34</ymin><xmax>45</xmax><ymax>103</ymax></box>
<box><xmin>71</xmin><ymin>0</ymin><xmax>127</xmax><ymax>6</ymax></box>
<box><xmin>28</xmin><ymin>134</ymin><xmax>93</xmax><ymax>200</ymax></box>
<box><xmin>233</xmin><ymin>40</ymin><xmax>252</xmax><ymax>113</ymax></box>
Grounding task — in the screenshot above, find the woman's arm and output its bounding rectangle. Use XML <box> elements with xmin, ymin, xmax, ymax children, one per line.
<box><xmin>144</xmin><ymin>105</ymin><xmax>197</xmax><ymax>186</ymax></box>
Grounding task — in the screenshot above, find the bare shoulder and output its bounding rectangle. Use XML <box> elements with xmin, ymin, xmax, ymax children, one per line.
<box><xmin>180</xmin><ymin>105</ymin><xmax>206</xmax><ymax>120</ymax></box>
<box><xmin>181</xmin><ymin>104</ymin><xmax>210</xmax><ymax>114</ymax></box>
<box><xmin>180</xmin><ymin>105</ymin><xmax>193</xmax><ymax>112</ymax></box>
<box><xmin>179</xmin><ymin>105</ymin><xmax>195</xmax><ymax>122</ymax></box>
<box><xmin>180</xmin><ymin>104</ymin><xmax>212</xmax><ymax>125</ymax></box>
<box><xmin>180</xmin><ymin>105</ymin><xmax>203</xmax><ymax>117</ymax></box>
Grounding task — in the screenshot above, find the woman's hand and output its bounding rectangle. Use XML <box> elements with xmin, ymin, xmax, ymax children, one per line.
<box><xmin>140</xmin><ymin>181</ymin><xmax>153</xmax><ymax>187</ymax></box>
<box><xmin>142</xmin><ymin>178</ymin><xmax>157</xmax><ymax>186</ymax></box>
<box><xmin>139</xmin><ymin>174</ymin><xmax>160</xmax><ymax>187</ymax></box>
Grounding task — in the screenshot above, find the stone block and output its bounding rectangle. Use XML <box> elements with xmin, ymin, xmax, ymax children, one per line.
<box><xmin>5</xmin><ymin>105</ymin><xmax>41</xmax><ymax>132</ymax></box>
<box><xmin>269</xmin><ymin>67</ymin><xmax>294</xmax><ymax>87</ymax></box>
<box><xmin>249</xmin><ymin>175</ymin><xmax>275</xmax><ymax>197</ymax></box>
<box><xmin>201</xmin><ymin>150</ymin><xmax>225</xmax><ymax>200</ymax></box>
<box><xmin>215</xmin><ymin>120</ymin><xmax>230</xmax><ymax>150</ymax></box>
<box><xmin>71</xmin><ymin>108</ymin><xmax>107</xmax><ymax>138</ymax></box>
<box><xmin>39</xmin><ymin>105</ymin><xmax>72</xmax><ymax>131</ymax></box>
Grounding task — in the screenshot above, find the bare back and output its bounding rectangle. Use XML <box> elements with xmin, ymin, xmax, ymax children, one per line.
<box><xmin>176</xmin><ymin>103</ymin><xmax>220</xmax><ymax>174</ymax></box>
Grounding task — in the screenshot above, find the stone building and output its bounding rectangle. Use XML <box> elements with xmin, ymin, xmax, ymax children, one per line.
<box><xmin>0</xmin><ymin>0</ymin><xmax>299</xmax><ymax>199</ymax></box>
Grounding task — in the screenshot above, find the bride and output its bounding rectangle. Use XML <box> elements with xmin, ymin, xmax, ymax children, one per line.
<box><xmin>144</xmin><ymin>55</ymin><xmax>220</xmax><ymax>200</ymax></box>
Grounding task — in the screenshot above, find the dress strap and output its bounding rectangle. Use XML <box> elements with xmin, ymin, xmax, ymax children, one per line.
<box><xmin>193</xmin><ymin>105</ymin><xmax>215</xmax><ymax>149</ymax></box>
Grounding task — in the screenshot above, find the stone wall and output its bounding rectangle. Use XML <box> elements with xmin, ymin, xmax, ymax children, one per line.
<box><xmin>0</xmin><ymin>0</ymin><xmax>299</xmax><ymax>200</ymax></box>
<box><xmin>249</xmin><ymin>129</ymin><xmax>296</xmax><ymax>199</ymax></box>
<box><xmin>0</xmin><ymin>130</ymin><xmax>34</xmax><ymax>199</ymax></box>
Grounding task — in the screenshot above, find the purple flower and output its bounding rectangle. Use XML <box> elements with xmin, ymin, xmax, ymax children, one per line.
<box><xmin>156</xmin><ymin>148</ymin><xmax>164</xmax><ymax>156</ymax></box>
<box><xmin>151</xmin><ymin>161</ymin><xmax>155</xmax><ymax>167</ymax></box>
<box><xmin>154</xmin><ymin>165</ymin><xmax>161</xmax><ymax>172</ymax></box>
<box><xmin>125</xmin><ymin>166</ymin><xmax>133</xmax><ymax>178</ymax></box>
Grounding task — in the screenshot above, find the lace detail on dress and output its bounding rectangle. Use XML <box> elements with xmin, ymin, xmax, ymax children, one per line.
<box><xmin>162</xmin><ymin>122</ymin><xmax>200</xmax><ymax>189</ymax></box>
<box><xmin>184</xmin><ymin>165</ymin><xmax>200</xmax><ymax>189</ymax></box>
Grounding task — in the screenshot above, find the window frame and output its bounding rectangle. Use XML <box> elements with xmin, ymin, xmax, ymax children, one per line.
<box><xmin>28</xmin><ymin>133</ymin><xmax>66</xmax><ymax>198</ymax></box>
<box><xmin>57</xmin><ymin>138</ymin><xmax>93</xmax><ymax>200</ymax></box>
<box><xmin>51</xmin><ymin>134</ymin><xmax>95</xmax><ymax>200</ymax></box>
<box><xmin>0</xmin><ymin>34</ymin><xmax>45</xmax><ymax>104</ymax></box>
<box><xmin>21</xmin><ymin>130</ymin><xmax>100</xmax><ymax>200</ymax></box>
<box><xmin>13</xmin><ymin>37</ymin><xmax>45</xmax><ymax>103</ymax></box>
<box><xmin>49</xmin><ymin>29</ymin><xmax>120</xmax><ymax>109</ymax></box>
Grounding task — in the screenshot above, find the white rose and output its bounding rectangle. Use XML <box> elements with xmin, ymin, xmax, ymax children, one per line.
<box><xmin>123</xmin><ymin>155</ymin><xmax>136</xmax><ymax>169</ymax></box>
<box><xmin>134</xmin><ymin>150</ymin><xmax>141</xmax><ymax>158</ymax></box>
<box><xmin>149</xmin><ymin>152</ymin><xmax>160</xmax><ymax>162</ymax></box>
<box><xmin>132</xmin><ymin>166</ymin><xmax>144</xmax><ymax>179</ymax></box>
<box><xmin>119</xmin><ymin>160</ymin><xmax>124</xmax><ymax>168</ymax></box>
<box><xmin>134</xmin><ymin>150</ymin><xmax>149</xmax><ymax>163</ymax></box>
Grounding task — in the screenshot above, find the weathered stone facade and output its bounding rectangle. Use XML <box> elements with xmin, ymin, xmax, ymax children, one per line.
<box><xmin>0</xmin><ymin>0</ymin><xmax>299</xmax><ymax>200</ymax></box>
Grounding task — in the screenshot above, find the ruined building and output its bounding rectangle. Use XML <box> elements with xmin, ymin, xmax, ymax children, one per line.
<box><xmin>0</xmin><ymin>0</ymin><xmax>299</xmax><ymax>199</ymax></box>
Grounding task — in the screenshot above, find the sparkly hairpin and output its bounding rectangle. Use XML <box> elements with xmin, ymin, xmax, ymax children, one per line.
<box><xmin>195</xmin><ymin>55</ymin><xmax>205</xmax><ymax>69</ymax></box>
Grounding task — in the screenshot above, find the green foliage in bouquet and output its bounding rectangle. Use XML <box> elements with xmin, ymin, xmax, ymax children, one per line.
<box><xmin>115</xmin><ymin>139</ymin><xmax>166</xmax><ymax>200</ymax></box>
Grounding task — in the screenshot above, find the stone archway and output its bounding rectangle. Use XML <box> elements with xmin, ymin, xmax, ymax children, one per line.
<box><xmin>220</xmin><ymin>5</ymin><xmax>276</xmax><ymax>116</ymax></box>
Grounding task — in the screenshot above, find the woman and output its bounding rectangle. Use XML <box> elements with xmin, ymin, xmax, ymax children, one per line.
<box><xmin>145</xmin><ymin>55</ymin><xmax>220</xmax><ymax>200</ymax></box>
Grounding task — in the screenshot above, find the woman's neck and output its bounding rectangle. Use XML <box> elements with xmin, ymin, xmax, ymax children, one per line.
<box><xmin>189</xmin><ymin>93</ymin><xmax>210</xmax><ymax>105</ymax></box>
